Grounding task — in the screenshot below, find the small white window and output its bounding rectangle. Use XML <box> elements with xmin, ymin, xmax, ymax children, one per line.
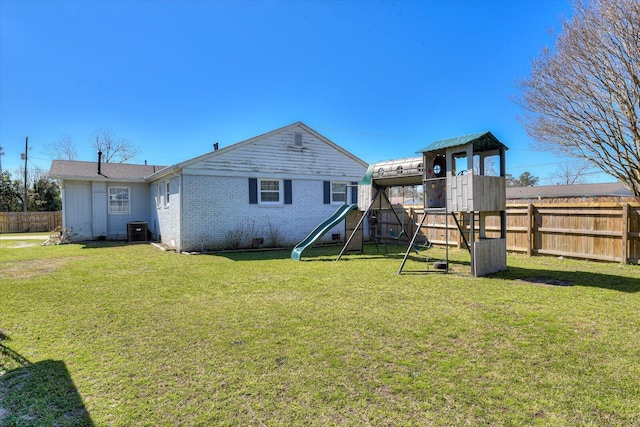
<box><xmin>156</xmin><ymin>183</ymin><xmax>162</xmax><ymax>208</ymax></box>
<box><xmin>165</xmin><ymin>181</ymin><xmax>170</xmax><ymax>207</ymax></box>
<box><xmin>259</xmin><ymin>179</ymin><xmax>282</xmax><ymax>204</ymax></box>
<box><xmin>108</xmin><ymin>186</ymin><xmax>130</xmax><ymax>215</ymax></box>
<box><xmin>331</xmin><ymin>182</ymin><xmax>347</xmax><ymax>204</ymax></box>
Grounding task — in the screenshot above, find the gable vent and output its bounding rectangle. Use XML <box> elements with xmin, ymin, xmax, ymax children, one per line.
<box><xmin>294</xmin><ymin>133</ymin><xmax>303</xmax><ymax>147</ymax></box>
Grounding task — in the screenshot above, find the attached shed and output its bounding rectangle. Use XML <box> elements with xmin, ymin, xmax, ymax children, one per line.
<box><xmin>49</xmin><ymin>160</ymin><xmax>164</xmax><ymax>240</ymax></box>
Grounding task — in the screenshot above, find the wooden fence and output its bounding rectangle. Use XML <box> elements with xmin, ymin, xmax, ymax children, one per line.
<box><xmin>376</xmin><ymin>202</ymin><xmax>640</xmax><ymax>265</ymax></box>
<box><xmin>0</xmin><ymin>211</ymin><xmax>62</xmax><ymax>234</ymax></box>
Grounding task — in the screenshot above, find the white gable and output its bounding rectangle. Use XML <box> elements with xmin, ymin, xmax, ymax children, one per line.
<box><xmin>182</xmin><ymin>123</ymin><xmax>367</xmax><ymax>180</ymax></box>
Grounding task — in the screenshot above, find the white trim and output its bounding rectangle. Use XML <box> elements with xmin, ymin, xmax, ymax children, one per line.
<box><xmin>182</xmin><ymin>168</ymin><xmax>362</xmax><ymax>182</ymax></box>
<box><xmin>107</xmin><ymin>185</ymin><xmax>130</xmax><ymax>215</ymax></box>
<box><xmin>330</xmin><ymin>181</ymin><xmax>349</xmax><ymax>204</ymax></box>
<box><xmin>155</xmin><ymin>183</ymin><xmax>162</xmax><ymax>209</ymax></box>
<box><xmin>258</xmin><ymin>178</ymin><xmax>283</xmax><ymax>205</ymax></box>
<box><xmin>164</xmin><ymin>180</ymin><xmax>170</xmax><ymax>208</ymax></box>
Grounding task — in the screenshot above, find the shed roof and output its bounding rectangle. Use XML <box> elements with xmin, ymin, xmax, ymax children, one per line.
<box><xmin>417</xmin><ymin>131</ymin><xmax>508</xmax><ymax>153</ymax></box>
<box><xmin>49</xmin><ymin>160</ymin><xmax>166</xmax><ymax>182</ymax></box>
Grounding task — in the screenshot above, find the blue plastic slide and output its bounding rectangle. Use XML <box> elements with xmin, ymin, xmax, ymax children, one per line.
<box><xmin>291</xmin><ymin>204</ymin><xmax>358</xmax><ymax>261</ymax></box>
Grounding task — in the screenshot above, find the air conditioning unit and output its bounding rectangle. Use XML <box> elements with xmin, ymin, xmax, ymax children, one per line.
<box><xmin>127</xmin><ymin>222</ymin><xmax>148</xmax><ymax>242</ymax></box>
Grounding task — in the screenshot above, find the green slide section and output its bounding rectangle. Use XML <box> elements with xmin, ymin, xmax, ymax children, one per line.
<box><xmin>360</xmin><ymin>164</ymin><xmax>375</xmax><ymax>186</ymax></box>
<box><xmin>291</xmin><ymin>204</ymin><xmax>358</xmax><ymax>261</ymax></box>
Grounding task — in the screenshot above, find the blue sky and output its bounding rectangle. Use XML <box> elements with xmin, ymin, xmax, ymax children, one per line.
<box><xmin>0</xmin><ymin>0</ymin><xmax>616</xmax><ymax>184</ymax></box>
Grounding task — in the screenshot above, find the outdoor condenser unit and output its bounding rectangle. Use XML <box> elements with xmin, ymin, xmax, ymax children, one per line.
<box><xmin>127</xmin><ymin>222</ymin><xmax>148</xmax><ymax>242</ymax></box>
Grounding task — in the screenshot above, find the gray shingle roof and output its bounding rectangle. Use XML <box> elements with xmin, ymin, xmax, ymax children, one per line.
<box><xmin>506</xmin><ymin>182</ymin><xmax>633</xmax><ymax>200</ymax></box>
<box><xmin>49</xmin><ymin>160</ymin><xmax>166</xmax><ymax>182</ymax></box>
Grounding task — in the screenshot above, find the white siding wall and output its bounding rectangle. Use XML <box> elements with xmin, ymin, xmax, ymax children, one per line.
<box><xmin>186</xmin><ymin>128</ymin><xmax>365</xmax><ymax>179</ymax></box>
<box><xmin>62</xmin><ymin>180</ymin><xmax>93</xmax><ymax>239</ymax></box>
<box><xmin>106</xmin><ymin>182</ymin><xmax>151</xmax><ymax>239</ymax></box>
<box><xmin>92</xmin><ymin>182</ymin><xmax>108</xmax><ymax>237</ymax></box>
<box><xmin>180</xmin><ymin>174</ymin><xmax>350</xmax><ymax>252</ymax></box>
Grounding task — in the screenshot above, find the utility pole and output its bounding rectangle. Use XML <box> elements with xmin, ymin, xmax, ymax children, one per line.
<box><xmin>0</xmin><ymin>145</ymin><xmax>4</xmax><ymax>174</ymax></box>
<box><xmin>22</xmin><ymin>137</ymin><xmax>28</xmax><ymax>212</ymax></box>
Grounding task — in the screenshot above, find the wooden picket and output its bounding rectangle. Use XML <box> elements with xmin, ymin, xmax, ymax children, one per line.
<box><xmin>0</xmin><ymin>211</ymin><xmax>62</xmax><ymax>233</ymax></box>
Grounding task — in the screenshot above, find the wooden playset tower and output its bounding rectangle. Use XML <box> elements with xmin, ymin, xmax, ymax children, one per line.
<box><xmin>419</xmin><ymin>132</ymin><xmax>508</xmax><ymax>276</ymax></box>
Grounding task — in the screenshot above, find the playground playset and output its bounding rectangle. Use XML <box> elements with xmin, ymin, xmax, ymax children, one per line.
<box><xmin>292</xmin><ymin>131</ymin><xmax>508</xmax><ymax>277</ymax></box>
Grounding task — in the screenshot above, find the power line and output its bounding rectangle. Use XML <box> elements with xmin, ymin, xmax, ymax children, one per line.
<box><xmin>507</xmin><ymin>159</ymin><xmax>591</xmax><ymax>170</ymax></box>
<box><xmin>314</xmin><ymin>125</ymin><xmax>431</xmax><ymax>143</ymax></box>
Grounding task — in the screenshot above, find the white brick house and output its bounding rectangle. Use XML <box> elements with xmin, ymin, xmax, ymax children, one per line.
<box><xmin>50</xmin><ymin>122</ymin><xmax>368</xmax><ymax>252</ymax></box>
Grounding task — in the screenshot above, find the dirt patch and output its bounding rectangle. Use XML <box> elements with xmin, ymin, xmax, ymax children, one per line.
<box><xmin>0</xmin><ymin>258</ymin><xmax>77</xmax><ymax>279</ymax></box>
<box><xmin>518</xmin><ymin>276</ymin><xmax>573</xmax><ymax>287</ymax></box>
<box><xmin>6</xmin><ymin>242</ymin><xmax>38</xmax><ymax>249</ymax></box>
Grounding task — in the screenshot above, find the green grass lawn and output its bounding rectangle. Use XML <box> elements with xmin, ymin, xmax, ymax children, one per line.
<box><xmin>1</xmin><ymin>239</ymin><xmax>639</xmax><ymax>426</ymax></box>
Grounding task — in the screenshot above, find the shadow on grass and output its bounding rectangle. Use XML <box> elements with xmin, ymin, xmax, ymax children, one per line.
<box><xmin>78</xmin><ymin>240</ymin><xmax>130</xmax><ymax>249</ymax></box>
<box><xmin>491</xmin><ymin>265</ymin><xmax>640</xmax><ymax>293</ymax></box>
<box><xmin>181</xmin><ymin>244</ymin><xmax>638</xmax><ymax>292</ymax></box>
<box><xmin>0</xmin><ymin>333</ymin><xmax>93</xmax><ymax>426</ymax></box>
<box><xmin>208</xmin><ymin>244</ymin><xmax>408</xmax><ymax>262</ymax></box>
<box><xmin>207</xmin><ymin>244</ymin><xmax>469</xmax><ymax>264</ymax></box>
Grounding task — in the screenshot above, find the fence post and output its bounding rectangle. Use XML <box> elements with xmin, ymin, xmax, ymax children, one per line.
<box><xmin>527</xmin><ymin>203</ymin><xmax>533</xmax><ymax>256</ymax></box>
<box><xmin>622</xmin><ymin>202</ymin><xmax>629</xmax><ymax>264</ymax></box>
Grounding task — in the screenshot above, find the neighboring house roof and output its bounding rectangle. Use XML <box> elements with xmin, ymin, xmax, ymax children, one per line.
<box><xmin>416</xmin><ymin>131</ymin><xmax>509</xmax><ymax>153</ymax></box>
<box><xmin>145</xmin><ymin>121</ymin><xmax>368</xmax><ymax>181</ymax></box>
<box><xmin>49</xmin><ymin>160</ymin><xmax>166</xmax><ymax>182</ymax></box>
<box><xmin>506</xmin><ymin>182</ymin><xmax>633</xmax><ymax>200</ymax></box>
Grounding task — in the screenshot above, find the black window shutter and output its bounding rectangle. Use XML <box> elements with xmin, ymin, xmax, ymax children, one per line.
<box><xmin>323</xmin><ymin>181</ymin><xmax>331</xmax><ymax>204</ymax></box>
<box><xmin>350</xmin><ymin>181</ymin><xmax>358</xmax><ymax>205</ymax></box>
<box><xmin>249</xmin><ymin>178</ymin><xmax>258</xmax><ymax>204</ymax></box>
<box><xmin>284</xmin><ymin>180</ymin><xmax>292</xmax><ymax>204</ymax></box>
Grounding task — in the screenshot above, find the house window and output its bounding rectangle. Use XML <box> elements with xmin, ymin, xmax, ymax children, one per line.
<box><xmin>108</xmin><ymin>186</ymin><xmax>130</xmax><ymax>215</ymax></box>
<box><xmin>249</xmin><ymin>178</ymin><xmax>291</xmax><ymax>205</ymax></box>
<box><xmin>331</xmin><ymin>182</ymin><xmax>347</xmax><ymax>204</ymax></box>
<box><xmin>259</xmin><ymin>179</ymin><xmax>282</xmax><ymax>204</ymax></box>
<box><xmin>156</xmin><ymin>183</ymin><xmax>162</xmax><ymax>208</ymax></box>
<box><xmin>165</xmin><ymin>181</ymin><xmax>170</xmax><ymax>207</ymax></box>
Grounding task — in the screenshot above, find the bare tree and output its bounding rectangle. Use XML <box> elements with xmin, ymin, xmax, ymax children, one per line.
<box><xmin>517</xmin><ymin>0</ymin><xmax>640</xmax><ymax>196</ymax></box>
<box><xmin>553</xmin><ymin>161</ymin><xmax>593</xmax><ymax>185</ymax></box>
<box><xmin>90</xmin><ymin>128</ymin><xmax>138</xmax><ymax>163</ymax></box>
<box><xmin>44</xmin><ymin>134</ymin><xmax>78</xmax><ymax>160</ymax></box>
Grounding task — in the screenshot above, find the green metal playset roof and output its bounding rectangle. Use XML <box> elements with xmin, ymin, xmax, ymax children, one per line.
<box><xmin>416</xmin><ymin>131</ymin><xmax>508</xmax><ymax>153</ymax></box>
